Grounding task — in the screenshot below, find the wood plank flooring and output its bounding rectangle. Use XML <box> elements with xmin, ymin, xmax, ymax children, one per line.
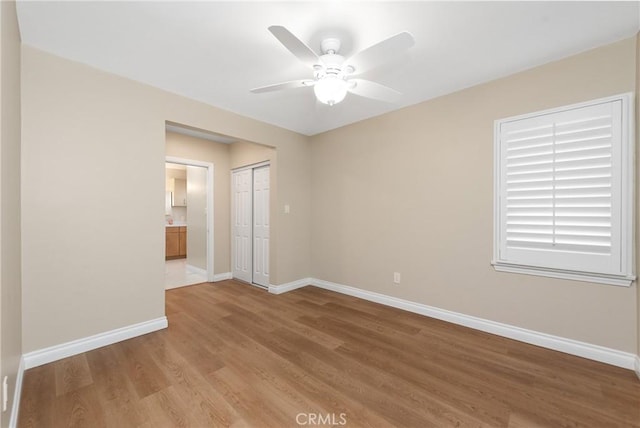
<box><xmin>18</xmin><ymin>280</ymin><xmax>640</xmax><ymax>427</ymax></box>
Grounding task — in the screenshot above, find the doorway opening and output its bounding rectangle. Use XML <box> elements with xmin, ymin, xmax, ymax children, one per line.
<box><xmin>165</xmin><ymin>157</ymin><xmax>214</xmax><ymax>289</ymax></box>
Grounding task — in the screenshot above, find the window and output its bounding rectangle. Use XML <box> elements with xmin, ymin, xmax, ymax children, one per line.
<box><xmin>493</xmin><ymin>94</ymin><xmax>634</xmax><ymax>286</ymax></box>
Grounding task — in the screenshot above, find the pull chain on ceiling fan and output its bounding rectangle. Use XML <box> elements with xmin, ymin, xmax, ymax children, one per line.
<box><xmin>250</xmin><ymin>26</ymin><xmax>415</xmax><ymax>106</ymax></box>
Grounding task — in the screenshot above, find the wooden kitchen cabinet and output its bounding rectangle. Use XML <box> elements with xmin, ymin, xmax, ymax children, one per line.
<box><xmin>178</xmin><ymin>227</ymin><xmax>187</xmax><ymax>256</ymax></box>
<box><xmin>166</xmin><ymin>226</ymin><xmax>187</xmax><ymax>259</ymax></box>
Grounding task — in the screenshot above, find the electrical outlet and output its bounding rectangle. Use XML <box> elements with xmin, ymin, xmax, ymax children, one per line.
<box><xmin>2</xmin><ymin>376</ymin><xmax>8</xmax><ymax>412</ymax></box>
<box><xmin>393</xmin><ymin>272</ymin><xmax>401</xmax><ymax>284</ymax></box>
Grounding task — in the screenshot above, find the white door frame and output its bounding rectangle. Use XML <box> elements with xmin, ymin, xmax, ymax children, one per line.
<box><xmin>166</xmin><ymin>156</ymin><xmax>215</xmax><ymax>282</ymax></box>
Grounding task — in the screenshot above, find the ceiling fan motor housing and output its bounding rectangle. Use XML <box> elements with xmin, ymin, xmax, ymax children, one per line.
<box><xmin>319</xmin><ymin>54</ymin><xmax>345</xmax><ymax>75</ymax></box>
<box><xmin>320</xmin><ymin>38</ymin><xmax>341</xmax><ymax>54</ymax></box>
<box><xmin>319</xmin><ymin>38</ymin><xmax>351</xmax><ymax>76</ymax></box>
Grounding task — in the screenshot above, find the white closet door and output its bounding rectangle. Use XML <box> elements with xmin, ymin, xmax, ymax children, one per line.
<box><xmin>232</xmin><ymin>169</ymin><xmax>252</xmax><ymax>283</ymax></box>
<box><xmin>252</xmin><ymin>166</ymin><xmax>270</xmax><ymax>287</ymax></box>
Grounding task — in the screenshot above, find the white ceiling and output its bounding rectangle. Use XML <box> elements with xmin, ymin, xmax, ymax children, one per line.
<box><xmin>16</xmin><ymin>1</ymin><xmax>640</xmax><ymax>136</ymax></box>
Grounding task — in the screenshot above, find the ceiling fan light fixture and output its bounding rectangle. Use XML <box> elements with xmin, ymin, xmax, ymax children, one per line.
<box><xmin>314</xmin><ymin>75</ymin><xmax>348</xmax><ymax>106</ymax></box>
<box><xmin>251</xmin><ymin>26</ymin><xmax>414</xmax><ymax>106</ymax></box>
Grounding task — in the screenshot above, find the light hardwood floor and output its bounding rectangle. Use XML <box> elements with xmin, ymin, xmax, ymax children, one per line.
<box><xmin>18</xmin><ymin>280</ymin><xmax>640</xmax><ymax>427</ymax></box>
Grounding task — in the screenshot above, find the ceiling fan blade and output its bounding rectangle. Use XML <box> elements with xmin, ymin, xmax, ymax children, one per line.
<box><xmin>347</xmin><ymin>79</ymin><xmax>402</xmax><ymax>103</ymax></box>
<box><xmin>268</xmin><ymin>26</ymin><xmax>320</xmax><ymax>68</ymax></box>
<box><xmin>346</xmin><ymin>32</ymin><xmax>415</xmax><ymax>75</ymax></box>
<box><xmin>250</xmin><ymin>79</ymin><xmax>315</xmax><ymax>94</ymax></box>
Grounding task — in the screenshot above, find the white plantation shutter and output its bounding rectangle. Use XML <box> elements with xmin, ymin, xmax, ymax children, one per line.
<box><xmin>494</xmin><ymin>94</ymin><xmax>634</xmax><ymax>285</ymax></box>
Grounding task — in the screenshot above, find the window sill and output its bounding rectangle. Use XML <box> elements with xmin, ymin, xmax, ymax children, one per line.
<box><xmin>491</xmin><ymin>262</ymin><xmax>635</xmax><ymax>287</ymax></box>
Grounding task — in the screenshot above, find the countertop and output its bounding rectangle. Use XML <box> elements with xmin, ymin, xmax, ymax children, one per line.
<box><xmin>166</xmin><ymin>223</ymin><xmax>187</xmax><ymax>228</ymax></box>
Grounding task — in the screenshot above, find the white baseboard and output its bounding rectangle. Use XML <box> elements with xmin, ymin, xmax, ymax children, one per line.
<box><xmin>8</xmin><ymin>356</ymin><xmax>25</xmax><ymax>428</ymax></box>
<box><xmin>635</xmin><ymin>355</ymin><xmax>640</xmax><ymax>380</ymax></box>
<box><xmin>213</xmin><ymin>272</ymin><xmax>232</xmax><ymax>282</ymax></box>
<box><xmin>310</xmin><ymin>278</ymin><xmax>637</xmax><ymax>370</ymax></box>
<box><xmin>268</xmin><ymin>277</ymin><xmax>312</xmax><ymax>295</ymax></box>
<box><xmin>23</xmin><ymin>317</ymin><xmax>168</xmax><ymax>369</ymax></box>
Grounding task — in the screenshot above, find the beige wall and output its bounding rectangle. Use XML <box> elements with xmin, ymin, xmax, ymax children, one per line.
<box><xmin>166</xmin><ymin>132</ymin><xmax>231</xmax><ymax>274</ymax></box>
<box><xmin>21</xmin><ymin>46</ymin><xmax>311</xmax><ymax>353</ymax></box>
<box><xmin>311</xmin><ymin>37</ymin><xmax>638</xmax><ymax>353</ymax></box>
<box><xmin>230</xmin><ymin>140</ymin><xmax>275</xmax><ymax>169</ymax></box>
<box><xmin>0</xmin><ymin>1</ymin><xmax>22</xmax><ymax>425</ymax></box>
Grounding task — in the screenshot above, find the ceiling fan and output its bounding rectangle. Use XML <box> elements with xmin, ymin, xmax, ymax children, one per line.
<box><xmin>250</xmin><ymin>26</ymin><xmax>415</xmax><ymax>106</ymax></box>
